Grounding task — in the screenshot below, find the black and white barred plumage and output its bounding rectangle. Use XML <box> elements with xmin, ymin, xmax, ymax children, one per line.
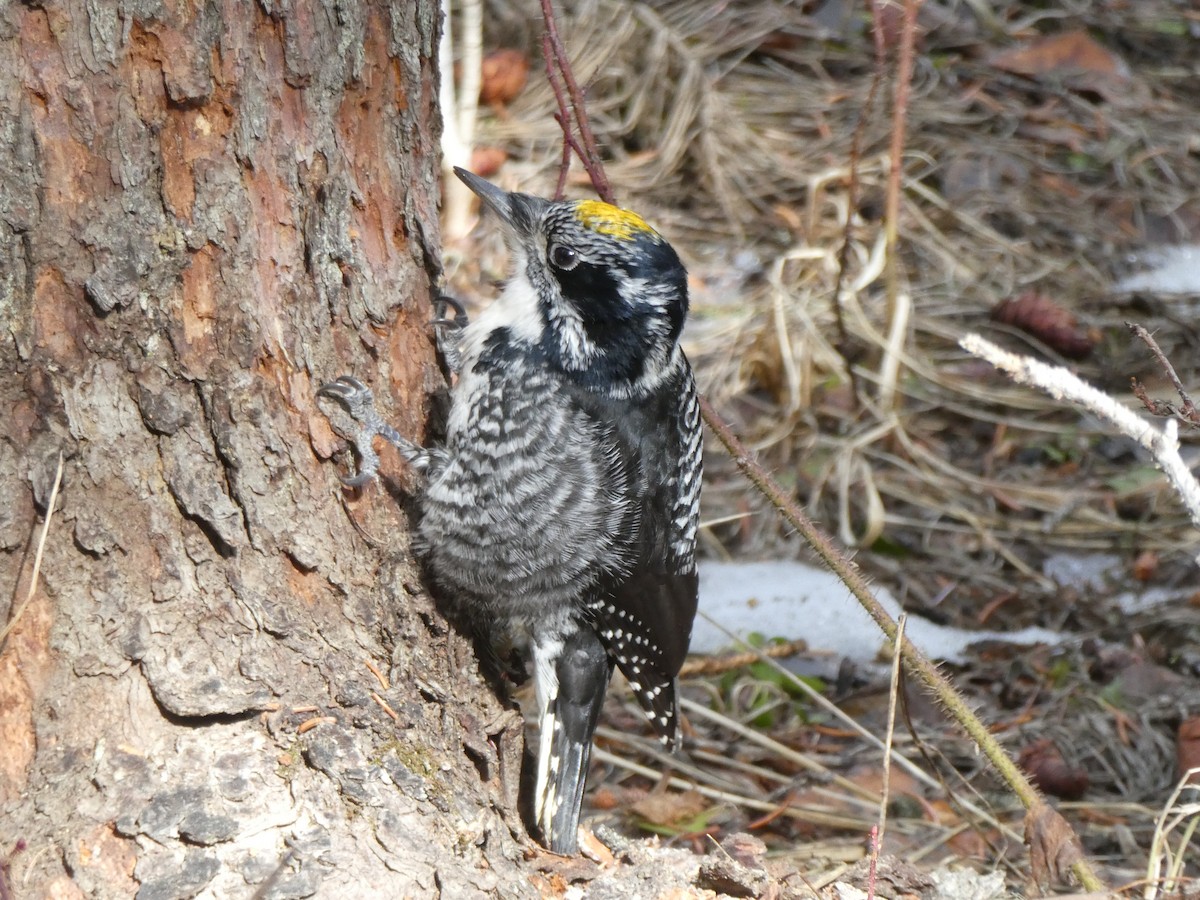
<box><xmin>320</xmin><ymin>168</ymin><xmax>701</xmax><ymax>855</ymax></box>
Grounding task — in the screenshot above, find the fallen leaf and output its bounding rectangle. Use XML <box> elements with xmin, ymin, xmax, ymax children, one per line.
<box><xmin>947</xmin><ymin>825</ymin><xmax>996</xmax><ymax>860</ymax></box>
<box><xmin>1019</xmin><ymin>738</ymin><xmax>1089</xmax><ymax>800</ymax></box>
<box><xmin>1025</xmin><ymin>802</ymin><xmax>1084</xmax><ymax>890</ymax></box>
<box><xmin>990</xmin><ymin>30</ymin><xmax>1140</xmax><ymax>105</ymax></box>
<box><xmin>1177</xmin><ymin>716</ymin><xmax>1200</xmax><ymax>784</ymax></box>
<box><xmin>479</xmin><ymin>49</ymin><xmax>529</xmax><ymax>106</ymax></box>
<box><xmin>470</xmin><ymin>146</ymin><xmax>507</xmax><ymax>178</ymax></box>
<box><xmin>718</xmin><ymin>832</ymin><xmax>767</xmax><ymax>869</ymax></box>
<box><xmin>589</xmin><ymin>786</ymin><xmax>622</xmax><ymax>811</ymax></box>
<box><xmin>1131</xmin><ymin>550</ymin><xmax>1159</xmax><ymax>582</ymax></box>
<box><xmin>630</xmin><ymin>789</ymin><xmax>708</xmax><ymax>827</ymax></box>
<box><xmin>990</xmin><ymin>30</ymin><xmax>1129</xmax><ymax>81</ymax></box>
<box><xmin>1109</xmin><ymin>660</ymin><xmax>1185</xmax><ymax>705</ymax></box>
<box><xmin>578</xmin><ymin>828</ymin><xmax>616</xmax><ymax>867</ymax></box>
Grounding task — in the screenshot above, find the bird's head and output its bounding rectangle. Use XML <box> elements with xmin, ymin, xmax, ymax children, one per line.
<box><xmin>456</xmin><ymin>168</ymin><xmax>689</xmax><ymax>397</ymax></box>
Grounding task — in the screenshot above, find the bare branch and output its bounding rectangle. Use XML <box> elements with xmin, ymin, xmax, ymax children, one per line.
<box><xmin>1127</xmin><ymin>321</ymin><xmax>1199</xmax><ymax>425</ymax></box>
<box><xmin>539</xmin><ymin>0</ymin><xmax>614</xmax><ymax>204</ymax></box>
<box><xmin>962</xmin><ymin>332</ymin><xmax>1200</xmax><ymax>549</ymax></box>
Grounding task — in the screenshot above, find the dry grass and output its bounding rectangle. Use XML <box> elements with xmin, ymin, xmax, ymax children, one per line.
<box><xmin>449</xmin><ymin>0</ymin><xmax>1200</xmax><ymax>890</ymax></box>
<box><xmin>473</xmin><ymin>0</ymin><xmax>1200</xmax><ymax>595</ymax></box>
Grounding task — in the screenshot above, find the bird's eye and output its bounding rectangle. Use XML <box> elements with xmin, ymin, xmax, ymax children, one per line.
<box><xmin>549</xmin><ymin>243</ymin><xmax>580</xmax><ymax>271</ymax></box>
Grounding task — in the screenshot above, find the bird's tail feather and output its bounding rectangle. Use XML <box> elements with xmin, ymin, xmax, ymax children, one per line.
<box><xmin>535</xmin><ymin>707</ymin><xmax>594</xmax><ymax>854</ymax></box>
<box><xmin>533</xmin><ymin>629</ymin><xmax>612</xmax><ymax>854</ymax></box>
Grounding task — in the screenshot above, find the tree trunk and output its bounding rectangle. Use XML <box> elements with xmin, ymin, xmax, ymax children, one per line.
<box><xmin>0</xmin><ymin>3</ymin><xmax>533</xmax><ymax>896</ymax></box>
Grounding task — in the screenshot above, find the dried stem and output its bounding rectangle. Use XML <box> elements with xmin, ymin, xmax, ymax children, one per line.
<box><xmin>829</xmin><ymin>0</ymin><xmax>890</xmax><ymax>396</ymax></box>
<box><xmin>677</xmin><ymin>637</ymin><xmax>808</xmax><ymax>678</ymax></box>
<box><xmin>539</xmin><ymin>0</ymin><xmax>614</xmax><ymax>204</ymax></box>
<box><xmin>1128</xmin><ymin>321</ymin><xmax>1199</xmax><ymax>424</ymax></box>
<box><xmin>878</xmin><ymin>613</ymin><xmax>906</xmax><ymax>849</ymax></box>
<box><xmin>439</xmin><ymin>0</ymin><xmax>483</xmax><ymax>240</ymax></box>
<box><xmin>699</xmin><ymin>396</ymin><xmax>1106</xmax><ymax>892</ymax></box>
<box><xmin>962</xmin><ymin>332</ymin><xmax>1200</xmax><ymax>553</ymax></box>
<box><xmin>2</xmin><ymin>453</ymin><xmax>63</xmax><ymax>650</ymax></box>
<box><xmin>878</xmin><ymin>0</ymin><xmax>921</xmax><ymax>413</ymax></box>
<box><xmin>526</xmin><ymin>7</ymin><xmax>1107</xmax><ymax>891</ymax></box>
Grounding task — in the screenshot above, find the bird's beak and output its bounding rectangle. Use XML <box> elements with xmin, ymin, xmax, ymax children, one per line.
<box><xmin>454</xmin><ymin>167</ymin><xmax>545</xmax><ymax>239</ymax></box>
<box><xmin>454</xmin><ymin>167</ymin><xmax>516</xmax><ymax>226</ymax></box>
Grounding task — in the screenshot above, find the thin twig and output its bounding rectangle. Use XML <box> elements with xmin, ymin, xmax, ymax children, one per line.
<box><xmin>866</xmin><ymin>823</ymin><xmax>879</xmax><ymax>900</ymax></box>
<box><xmin>677</xmin><ymin>637</ymin><xmax>807</xmax><ymax>678</ymax></box>
<box><xmin>524</xmin><ymin>13</ymin><xmax>1108</xmax><ymax>892</ymax></box>
<box><xmin>693</xmin><ymin>613</ymin><xmax>1023</xmax><ymax>844</ymax></box>
<box><xmin>552</xmin><ymin>112</ymin><xmax>588</xmax><ymax>168</ymax></box>
<box><xmin>962</xmin><ymin>333</ymin><xmax>1200</xmax><ymax>542</ymax></box>
<box><xmin>1</xmin><ymin>453</ymin><xmax>64</xmax><ymax>650</ymax></box>
<box><xmin>1131</xmin><ymin>378</ymin><xmax>1177</xmax><ymax>419</ymax></box>
<box><xmin>542</xmin><ymin>37</ymin><xmax>574</xmax><ymax>199</ymax></box>
<box><xmin>371</xmin><ymin>692</ymin><xmax>399</xmax><ymax>721</ymax></box>
<box><xmin>679</xmin><ymin>696</ymin><xmax>880</xmax><ymax>805</ymax></box>
<box><xmin>878</xmin><ymin>613</ymin><xmax>906</xmax><ymax>849</ymax></box>
<box><xmin>364</xmin><ymin>657</ymin><xmax>390</xmax><ymax>691</ymax></box>
<box><xmin>698</xmin><ymin>395</ymin><xmax>1107</xmax><ymax>892</ymax></box>
<box><xmin>591</xmin><ymin>746</ymin><xmax>871</xmax><ymax>831</ymax></box>
<box><xmin>878</xmin><ymin>0</ymin><xmax>921</xmax><ymax>413</ymax></box>
<box><xmin>1127</xmin><ymin>321</ymin><xmax>1199</xmax><ymax>424</ymax></box>
<box><xmin>829</xmin><ymin>0</ymin><xmax>889</xmax><ymax>396</ymax></box>
<box><xmin>539</xmin><ymin>0</ymin><xmax>613</xmax><ymax>204</ymax></box>
<box><xmin>249</xmin><ymin>849</ymin><xmax>297</xmax><ymax>900</ymax></box>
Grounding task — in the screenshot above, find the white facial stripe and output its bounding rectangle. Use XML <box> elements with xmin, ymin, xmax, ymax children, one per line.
<box><xmin>460</xmin><ymin>254</ymin><xmax>543</xmax><ymax>363</ymax></box>
<box><xmin>547</xmin><ymin>301</ymin><xmax>598</xmax><ymax>370</ymax></box>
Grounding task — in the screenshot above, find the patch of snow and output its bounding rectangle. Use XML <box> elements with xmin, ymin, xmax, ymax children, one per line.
<box><xmin>928</xmin><ymin>867</ymin><xmax>1011</xmax><ymax>900</ymax></box>
<box><xmin>1042</xmin><ymin>552</ymin><xmax>1123</xmax><ymax>592</ymax></box>
<box><xmin>1114</xmin><ymin>585</ymin><xmax>1193</xmax><ymax>614</ymax></box>
<box><xmin>1115</xmin><ymin>244</ymin><xmax>1200</xmax><ymax>294</ymax></box>
<box><xmin>695</xmin><ymin>560</ymin><xmax>1061</xmax><ymax>664</ymax></box>
<box><xmin>1043</xmin><ymin>552</ymin><xmax>1189</xmax><ymax>614</ymax></box>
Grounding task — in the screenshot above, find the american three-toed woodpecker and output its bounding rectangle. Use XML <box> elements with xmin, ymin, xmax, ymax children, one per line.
<box><xmin>319</xmin><ymin>168</ymin><xmax>701</xmax><ymax>854</ymax></box>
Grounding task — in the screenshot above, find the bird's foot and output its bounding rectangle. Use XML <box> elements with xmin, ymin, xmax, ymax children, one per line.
<box><xmin>317</xmin><ymin>375</ymin><xmax>397</xmax><ymax>487</ymax></box>
<box><xmin>431</xmin><ymin>294</ymin><xmax>469</xmax><ymax>375</ymax></box>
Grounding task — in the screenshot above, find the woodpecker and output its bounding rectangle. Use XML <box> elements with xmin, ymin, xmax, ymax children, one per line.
<box><xmin>319</xmin><ymin>168</ymin><xmax>701</xmax><ymax>854</ymax></box>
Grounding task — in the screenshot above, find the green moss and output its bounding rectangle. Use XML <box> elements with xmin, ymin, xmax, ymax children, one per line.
<box><xmin>275</xmin><ymin>739</ymin><xmax>304</xmax><ymax>781</ymax></box>
<box><xmin>374</xmin><ymin>738</ymin><xmax>437</xmax><ymax>777</ymax></box>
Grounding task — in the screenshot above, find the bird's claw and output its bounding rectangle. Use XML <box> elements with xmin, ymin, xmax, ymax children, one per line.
<box><xmin>336</xmin><ymin>469</ymin><xmax>375</xmax><ymax>489</ymax></box>
<box><xmin>431</xmin><ymin>295</ymin><xmax>468</xmax><ymax>376</ymax></box>
<box><xmin>431</xmin><ymin>294</ymin><xmax>469</xmax><ymax>330</ymax></box>
<box><xmin>317</xmin><ymin>375</ymin><xmax>376</xmax><ymax>419</ymax></box>
<box><xmin>317</xmin><ymin>375</ymin><xmax>385</xmax><ymax>487</ymax></box>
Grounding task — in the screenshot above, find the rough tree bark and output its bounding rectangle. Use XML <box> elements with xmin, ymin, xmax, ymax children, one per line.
<box><xmin>0</xmin><ymin>2</ymin><xmax>536</xmax><ymax>897</ymax></box>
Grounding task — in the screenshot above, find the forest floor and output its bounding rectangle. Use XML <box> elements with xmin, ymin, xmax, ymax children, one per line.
<box><xmin>446</xmin><ymin>1</ymin><xmax>1200</xmax><ymax>896</ymax></box>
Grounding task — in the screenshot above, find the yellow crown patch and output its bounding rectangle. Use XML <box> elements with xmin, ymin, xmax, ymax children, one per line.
<box><xmin>574</xmin><ymin>200</ymin><xmax>657</xmax><ymax>241</ymax></box>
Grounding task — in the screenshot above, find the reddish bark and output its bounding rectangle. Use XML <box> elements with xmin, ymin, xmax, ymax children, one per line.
<box><xmin>0</xmin><ymin>3</ymin><xmax>531</xmax><ymax>896</ymax></box>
